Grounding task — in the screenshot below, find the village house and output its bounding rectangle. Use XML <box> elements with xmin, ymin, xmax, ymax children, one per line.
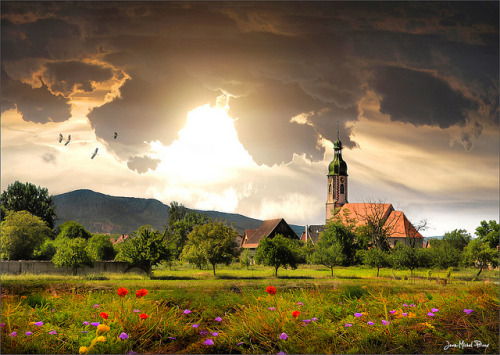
<box><xmin>240</xmin><ymin>218</ymin><xmax>299</xmax><ymax>253</ymax></box>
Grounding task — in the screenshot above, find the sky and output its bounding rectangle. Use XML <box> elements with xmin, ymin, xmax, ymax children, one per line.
<box><xmin>1</xmin><ymin>1</ymin><xmax>498</xmax><ymax>237</ymax></box>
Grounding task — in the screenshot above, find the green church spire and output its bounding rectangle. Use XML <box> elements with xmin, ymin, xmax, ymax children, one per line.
<box><xmin>328</xmin><ymin>122</ymin><xmax>348</xmax><ymax>176</ymax></box>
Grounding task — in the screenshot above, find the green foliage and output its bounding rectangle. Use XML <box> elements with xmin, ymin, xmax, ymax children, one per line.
<box><xmin>181</xmin><ymin>243</ymin><xmax>208</xmax><ymax>269</ymax></box>
<box><xmin>56</xmin><ymin>221</ymin><xmax>92</xmax><ymax>240</ymax></box>
<box><xmin>312</xmin><ymin>240</ymin><xmax>345</xmax><ymax>276</ymax></box>
<box><xmin>1</xmin><ymin>210</ymin><xmax>52</xmax><ymax>260</ymax></box>
<box><xmin>32</xmin><ymin>239</ymin><xmax>57</xmax><ymax>260</ymax></box>
<box><xmin>390</xmin><ymin>244</ymin><xmax>427</xmax><ymax>276</ymax></box>
<box><xmin>254</xmin><ymin>234</ymin><xmax>301</xmax><ymax>276</ymax></box>
<box><xmin>442</xmin><ymin>229</ymin><xmax>471</xmax><ymax>251</ymax></box>
<box><xmin>240</xmin><ymin>248</ymin><xmax>252</xmax><ymax>269</ymax></box>
<box><xmin>86</xmin><ymin>234</ymin><xmax>116</xmax><ymax>261</ymax></box>
<box><xmin>462</xmin><ymin>238</ymin><xmax>499</xmax><ymax>277</ymax></box>
<box><xmin>475</xmin><ymin>220</ymin><xmax>499</xmax><ymax>249</ymax></box>
<box><xmin>361</xmin><ymin>248</ymin><xmax>390</xmax><ymax>276</ymax></box>
<box><xmin>181</xmin><ymin>220</ymin><xmax>240</xmax><ymax>276</ymax></box>
<box><xmin>52</xmin><ymin>238</ymin><xmax>93</xmax><ymax>275</ymax></box>
<box><xmin>1</xmin><ymin>181</ymin><xmax>57</xmax><ymax>229</ymax></box>
<box><xmin>427</xmin><ymin>242</ymin><xmax>461</xmax><ymax>269</ymax></box>
<box><xmin>300</xmin><ymin>239</ymin><xmax>316</xmax><ymax>266</ymax></box>
<box><xmin>317</xmin><ymin>221</ymin><xmax>357</xmax><ymax>265</ymax></box>
<box><xmin>115</xmin><ymin>226</ymin><xmax>171</xmax><ymax>274</ymax></box>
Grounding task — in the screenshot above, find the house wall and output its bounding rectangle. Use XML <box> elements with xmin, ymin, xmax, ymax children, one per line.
<box><xmin>389</xmin><ymin>237</ymin><xmax>424</xmax><ymax>248</ymax></box>
<box><xmin>0</xmin><ymin>260</ymin><xmax>145</xmax><ymax>275</ymax></box>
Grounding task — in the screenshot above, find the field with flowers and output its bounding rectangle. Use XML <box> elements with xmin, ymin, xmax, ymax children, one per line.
<box><xmin>1</xmin><ymin>267</ymin><xmax>498</xmax><ymax>354</ymax></box>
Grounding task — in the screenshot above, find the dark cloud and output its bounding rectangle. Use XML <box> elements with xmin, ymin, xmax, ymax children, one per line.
<box><xmin>370</xmin><ymin>66</ymin><xmax>478</xmax><ymax>129</ymax></box>
<box><xmin>41</xmin><ymin>152</ymin><xmax>57</xmax><ymax>166</ymax></box>
<box><xmin>1</xmin><ymin>66</ymin><xmax>71</xmax><ymax>123</ymax></box>
<box><xmin>127</xmin><ymin>156</ymin><xmax>161</xmax><ymax>174</ymax></box>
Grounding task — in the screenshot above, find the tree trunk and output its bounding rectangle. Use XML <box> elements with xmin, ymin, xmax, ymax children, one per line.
<box><xmin>275</xmin><ymin>266</ymin><xmax>278</xmax><ymax>276</ymax></box>
<box><xmin>376</xmin><ymin>267</ymin><xmax>380</xmax><ymax>277</ymax></box>
<box><xmin>477</xmin><ymin>265</ymin><xmax>484</xmax><ymax>277</ymax></box>
<box><xmin>212</xmin><ymin>263</ymin><xmax>216</xmax><ymax>277</ymax></box>
<box><xmin>331</xmin><ymin>267</ymin><xmax>334</xmax><ymax>277</ymax></box>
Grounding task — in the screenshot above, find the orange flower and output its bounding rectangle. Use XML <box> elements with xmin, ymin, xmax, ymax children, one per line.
<box><xmin>266</xmin><ymin>286</ymin><xmax>277</xmax><ymax>295</ymax></box>
<box><xmin>117</xmin><ymin>287</ymin><xmax>128</xmax><ymax>297</ymax></box>
<box><xmin>139</xmin><ymin>313</ymin><xmax>149</xmax><ymax>319</ymax></box>
<box><xmin>292</xmin><ymin>310</ymin><xmax>300</xmax><ymax>318</ymax></box>
<box><xmin>99</xmin><ymin>312</ymin><xmax>109</xmax><ymax>320</ymax></box>
<box><xmin>136</xmin><ymin>289</ymin><xmax>148</xmax><ymax>298</ymax></box>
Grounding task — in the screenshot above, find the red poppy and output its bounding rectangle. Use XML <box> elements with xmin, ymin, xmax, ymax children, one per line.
<box><xmin>139</xmin><ymin>313</ymin><xmax>149</xmax><ymax>320</ymax></box>
<box><xmin>292</xmin><ymin>310</ymin><xmax>300</xmax><ymax>318</ymax></box>
<box><xmin>136</xmin><ymin>289</ymin><xmax>148</xmax><ymax>298</ymax></box>
<box><xmin>266</xmin><ymin>286</ymin><xmax>277</xmax><ymax>295</ymax></box>
<box><xmin>117</xmin><ymin>287</ymin><xmax>128</xmax><ymax>297</ymax></box>
<box><xmin>99</xmin><ymin>312</ymin><xmax>109</xmax><ymax>320</ymax></box>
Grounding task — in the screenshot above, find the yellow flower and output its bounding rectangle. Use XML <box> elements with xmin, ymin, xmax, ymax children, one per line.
<box><xmin>96</xmin><ymin>336</ymin><xmax>106</xmax><ymax>342</ymax></box>
<box><xmin>79</xmin><ymin>346</ymin><xmax>89</xmax><ymax>354</ymax></box>
<box><xmin>96</xmin><ymin>324</ymin><xmax>110</xmax><ymax>335</ymax></box>
<box><xmin>423</xmin><ymin>322</ymin><xmax>435</xmax><ymax>330</ymax></box>
<box><xmin>362</xmin><ymin>286</ymin><xmax>367</xmax><ymax>289</ymax></box>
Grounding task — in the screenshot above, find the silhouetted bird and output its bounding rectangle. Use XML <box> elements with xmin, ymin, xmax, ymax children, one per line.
<box><xmin>91</xmin><ymin>148</ymin><xmax>98</xmax><ymax>159</ymax></box>
<box><xmin>114</xmin><ymin>132</ymin><xmax>118</xmax><ymax>139</ymax></box>
<box><xmin>59</xmin><ymin>133</ymin><xmax>63</xmax><ymax>143</ymax></box>
<box><xmin>64</xmin><ymin>134</ymin><xmax>71</xmax><ymax>146</ymax></box>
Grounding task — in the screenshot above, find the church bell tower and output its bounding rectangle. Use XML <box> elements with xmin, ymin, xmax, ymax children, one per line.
<box><xmin>326</xmin><ymin>124</ymin><xmax>348</xmax><ymax>221</ymax></box>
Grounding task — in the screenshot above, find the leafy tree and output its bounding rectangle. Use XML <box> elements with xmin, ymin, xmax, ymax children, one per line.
<box><xmin>390</xmin><ymin>244</ymin><xmax>427</xmax><ymax>279</ymax></box>
<box><xmin>52</xmin><ymin>238</ymin><xmax>93</xmax><ymax>275</ymax></box>
<box><xmin>115</xmin><ymin>227</ymin><xmax>171</xmax><ymax>275</ymax></box>
<box><xmin>442</xmin><ymin>229</ymin><xmax>471</xmax><ymax>251</ymax></box>
<box><xmin>167</xmin><ymin>208</ymin><xmax>210</xmax><ymax>259</ymax></box>
<box><xmin>319</xmin><ymin>221</ymin><xmax>357</xmax><ymax>265</ymax></box>
<box><xmin>361</xmin><ymin>248</ymin><xmax>390</xmax><ymax>277</ymax></box>
<box><xmin>181</xmin><ymin>243</ymin><xmax>208</xmax><ymax>270</ymax></box>
<box><xmin>475</xmin><ymin>220</ymin><xmax>499</xmax><ymax>250</ymax></box>
<box><xmin>56</xmin><ymin>221</ymin><xmax>92</xmax><ymax>240</ymax></box>
<box><xmin>462</xmin><ymin>238</ymin><xmax>499</xmax><ymax>277</ymax></box>
<box><xmin>312</xmin><ymin>240</ymin><xmax>345</xmax><ymax>277</ymax></box>
<box><xmin>240</xmin><ymin>248</ymin><xmax>252</xmax><ymax>269</ymax></box>
<box><xmin>1</xmin><ymin>211</ymin><xmax>52</xmax><ymax>260</ymax></box>
<box><xmin>32</xmin><ymin>239</ymin><xmax>57</xmax><ymax>260</ymax></box>
<box><xmin>427</xmin><ymin>242</ymin><xmax>461</xmax><ymax>269</ymax></box>
<box><xmin>254</xmin><ymin>234</ymin><xmax>301</xmax><ymax>276</ymax></box>
<box><xmin>167</xmin><ymin>201</ymin><xmax>188</xmax><ymax>228</ymax></box>
<box><xmin>181</xmin><ymin>220</ymin><xmax>239</xmax><ymax>276</ymax></box>
<box><xmin>300</xmin><ymin>239</ymin><xmax>316</xmax><ymax>267</ymax></box>
<box><xmin>86</xmin><ymin>234</ymin><xmax>116</xmax><ymax>261</ymax></box>
<box><xmin>1</xmin><ymin>181</ymin><xmax>57</xmax><ymax>229</ymax></box>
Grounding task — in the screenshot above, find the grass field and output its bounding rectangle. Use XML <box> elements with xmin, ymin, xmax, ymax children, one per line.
<box><xmin>1</xmin><ymin>265</ymin><xmax>498</xmax><ymax>354</ymax></box>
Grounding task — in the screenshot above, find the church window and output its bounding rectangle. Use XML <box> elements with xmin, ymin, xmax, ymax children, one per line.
<box><xmin>340</xmin><ymin>184</ymin><xmax>344</xmax><ymax>194</ymax></box>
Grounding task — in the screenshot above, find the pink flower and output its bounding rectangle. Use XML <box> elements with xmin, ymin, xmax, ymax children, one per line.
<box><xmin>354</xmin><ymin>312</ymin><xmax>363</xmax><ymax>317</ymax></box>
<box><xmin>381</xmin><ymin>319</ymin><xmax>390</xmax><ymax>325</ymax></box>
<box><xmin>280</xmin><ymin>333</ymin><xmax>288</xmax><ymax>340</ymax></box>
<box><xmin>183</xmin><ymin>309</ymin><xmax>191</xmax><ymax>315</ymax></box>
<box><xmin>212</xmin><ymin>332</ymin><xmax>218</xmax><ymax>337</ymax></box>
<box><xmin>402</xmin><ymin>313</ymin><xmax>408</xmax><ymax>317</ymax></box>
<box><xmin>367</xmin><ymin>321</ymin><xmax>374</xmax><ymax>325</ymax></box>
<box><xmin>389</xmin><ymin>310</ymin><xmax>396</xmax><ymax>314</ymax></box>
<box><xmin>34</xmin><ymin>321</ymin><xmax>44</xmax><ymax>326</ymax></box>
<box><xmin>345</xmin><ymin>323</ymin><xmax>353</xmax><ymax>327</ymax></box>
<box><xmin>463</xmin><ymin>309</ymin><xmax>473</xmax><ymax>315</ymax></box>
<box><xmin>204</xmin><ymin>339</ymin><xmax>214</xmax><ymax>346</ymax></box>
<box><xmin>297</xmin><ymin>302</ymin><xmax>304</xmax><ymax>305</ymax></box>
<box><xmin>403</xmin><ymin>303</ymin><xmax>408</xmax><ymax>307</ymax></box>
<box><xmin>49</xmin><ymin>330</ymin><xmax>57</xmax><ymax>335</ymax></box>
<box><xmin>192</xmin><ymin>324</ymin><xmax>199</xmax><ymax>328</ymax></box>
<box><xmin>9</xmin><ymin>331</ymin><xmax>17</xmax><ymax>337</ymax></box>
<box><xmin>268</xmin><ymin>307</ymin><xmax>276</xmax><ymax>311</ymax></box>
<box><xmin>26</xmin><ymin>331</ymin><xmax>33</xmax><ymax>336</ymax></box>
<box><xmin>119</xmin><ymin>332</ymin><xmax>129</xmax><ymax>340</ymax></box>
<box><xmin>427</xmin><ymin>312</ymin><xmax>435</xmax><ymax>317</ymax></box>
<box><xmin>215</xmin><ymin>317</ymin><xmax>222</xmax><ymax>322</ymax></box>
<box><xmin>431</xmin><ymin>308</ymin><xmax>439</xmax><ymax>312</ymax></box>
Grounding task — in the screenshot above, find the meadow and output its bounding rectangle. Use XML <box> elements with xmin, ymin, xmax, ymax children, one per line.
<box><xmin>1</xmin><ymin>265</ymin><xmax>498</xmax><ymax>354</ymax></box>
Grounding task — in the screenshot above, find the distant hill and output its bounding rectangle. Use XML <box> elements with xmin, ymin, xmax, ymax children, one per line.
<box><xmin>53</xmin><ymin>189</ymin><xmax>304</xmax><ymax>236</ymax></box>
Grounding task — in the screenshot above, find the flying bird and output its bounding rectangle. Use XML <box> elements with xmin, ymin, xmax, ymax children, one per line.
<box><xmin>64</xmin><ymin>134</ymin><xmax>71</xmax><ymax>146</ymax></box>
<box><xmin>58</xmin><ymin>133</ymin><xmax>63</xmax><ymax>143</ymax></box>
<box><xmin>91</xmin><ymin>148</ymin><xmax>98</xmax><ymax>159</ymax></box>
<box><xmin>114</xmin><ymin>132</ymin><xmax>118</xmax><ymax>139</ymax></box>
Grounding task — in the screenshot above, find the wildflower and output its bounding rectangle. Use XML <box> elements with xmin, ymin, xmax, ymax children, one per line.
<box><xmin>367</xmin><ymin>321</ymin><xmax>374</xmax><ymax>325</ymax></box>
<box><xmin>139</xmin><ymin>313</ymin><xmax>148</xmax><ymax>319</ymax></box>
<box><xmin>431</xmin><ymin>308</ymin><xmax>439</xmax><ymax>312</ymax></box>
<box><xmin>237</xmin><ymin>342</ymin><xmax>244</xmax><ymax>346</ymax></box>
<box><xmin>410</xmin><ymin>304</ymin><xmax>416</xmax><ymax>307</ymax></box>
<box><xmin>34</xmin><ymin>321</ymin><xmax>44</xmax><ymax>326</ymax></box>
<box><xmin>9</xmin><ymin>331</ymin><xmax>17</xmax><ymax>337</ymax></box>
<box><xmin>52</xmin><ymin>309</ymin><xmax>56</xmax><ymax>312</ymax></box>
<box><xmin>212</xmin><ymin>332</ymin><xmax>218</xmax><ymax>337</ymax></box>
<box><xmin>339</xmin><ymin>302</ymin><xmax>343</xmax><ymax>305</ymax></box>
<box><xmin>97</xmin><ymin>324</ymin><xmax>110</xmax><ymax>335</ymax></box>
<box><xmin>200</xmin><ymin>330</ymin><xmax>208</xmax><ymax>336</ymax></box>
<box><xmin>381</xmin><ymin>320</ymin><xmax>390</xmax><ymax>325</ymax></box>
<box><xmin>79</xmin><ymin>346</ymin><xmax>89</xmax><ymax>354</ymax></box>
<box><xmin>99</xmin><ymin>312</ymin><xmax>109</xmax><ymax>320</ymax></box>
<box><xmin>192</xmin><ymin>323</ymin><xmax>199</xmax><ymax>328</ymax></box>
<box><xmin>26</xmin><ymin>331</ymin><xmax>33</xmax><ymax>336</ymax></box>
<box><xmin>168</xmin><ymin>337</ymin><xmax>176</xmax><ymax>340</ymax></box>
<box><xmin>362</xmin><ymin>286</ymin><xmax>367</xmax><ymax>289</ymax></box>
<box><xmin>119</xmin><ymin>332</ymin><xmax>129</xmax><ymax>340</ymax></box>
<box><xmin>117</xmin><ymin>287</ymin><xmax>128</xmax><ymax>297</ymax></box>
<box><xmin>133</xmin><ymin>309</ymin><xmax>141</xmax><ymax>313</ymax></box>
<box><xmin>277</xmin><ymin>352</ymin><xmax>287</xmax><ymax>355</ymax></box>
<box><xmin>297</xmin><ymin>302</ymin><xmax>304</xmax><ymax>305</ymax></box>
<box><xmin>402</xmin><ymin>313</ymin><xmax>408</xmax><ymax>317</ymax></box>
<box><xmin>389</xmin><ymin>310</ymin><xmax>396</xmax><ymax>314</ymax></box>
<box><xmin>354</xmin><ymin>312</ymin><xmax>363</xmax><ymax>317</ymax></box>
<box><xmin>344</xmin><ymin>323</ymin><xmax>353</xmax><ymax>327</ymax></box>
<box><xmin>136</xmin><ymin>289</ymin><xmax>148</xmax><ymax>298</ymax></box>
<box><xmin>302</xmin><ymin>319</ymin><xmax>311</xmax><ymax>324</ymax></box>
<box><xmin>268</xmin><ymin>307</ymin><xmax>276</xmax><ymax>311</ymax></box>
<box><xmin>91</xmin><ymin>322</ymin><xmax>100</xmax><ymax>327</ymax></box>
<box><xmin>311</xmin><ymin>317</ymin><xmax>318</xmax><ymax>322</ymax></box>
<box><xmin>204</xmin><ymin>339</ymin><xmax>214</xmax><ymax>346</ymax></box>
<box><xmin>463</xmin><ymin>309</ymin><xmax>473</xmax><ymax>315</ymax></box>
<box><xmin>422</xmin><ymin>322</ymin><xmax>435</xmax><ymax>330</ymax></box>
<box><xmin>82</xmin><ymin>331</ymin><xmax>88</xmax><ymax>333</ymax></box>
<box><xmin>280</xmin><ymin>332</ymin><xmax>288</xmax><ymax>340</ymax></box>
<box><xmin>403</xmin><ymin>303</ymin><xmax>408</xmax><ymax>307</ymax></box>
<box><xmin>93</xmin><ymin>304</ymin><xmax>100</xmax><ymax>308</ymax></box>
<box><xmin>128</xmin><ymin>351</ymin><xmax>137</xmax><ymax>355</ymax></box>
<box><xmin>96</xmin><ymin>336</ymin><xmax>106</xmax><ymax>342</ymax></box>
<box><xmin>266</xmin><ymin>286</ymin><xmax>277</xmax><ymax>295</ymax></box>
<box><xmin>427</xmin><ymin>312</ymin><xmax>435</xmax><ymax>317</ymax></box>
<box><xmin>183</xmin><ymin>309</ymin><xmax>191</xmax><ymax>314</ymax></box>
<box><xmin>215</xmin><ymin>316</ymin><xmax>222</xmax><ymax>322</ymax></box>
<box><xmin>0</xmin><ymin>323</ymin><xmax>5</xmax><ymax>327</ymax></box>
<box><xmin>83</xmin><ymin>321</ymin><xmax>89</xmax><ymax>326</ymax></box>
<box><xmin>292</xmin><ymin>310</ymin><xmax>300</xmax><ymax>318</ymax></box>
<box><xmin>49</xmin><ymin>330</ymin><xmax>57</xmax><ymax>335</ymax></box>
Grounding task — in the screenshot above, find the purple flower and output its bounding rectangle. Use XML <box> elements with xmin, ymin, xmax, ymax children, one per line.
<box><xmin>280</xmin><ymin>332</ymin><xmax>288</xmax><ymax>340</ymax></box>
<box><xmin>463</xmin><ymin>309</ymin><xmax>473</xmax><ymax>315</ymax></box>
<box><xmin>82</xmin><ymin>331</ymin><xmax>88</xmax><ymax>333</ymax></box>
<box><xmin>26</xmin><ymin>331</ymin><xmax>33</xmax><ymax>336</ymax></box>
<box><xmin>268</xmin><ymin>307</ymin><xmax>276</xmax><ymax>311</ymax></box>
<box><xmin>92</xmin><ymin>304</ymin><xmax>100</xmax><ymax>308</ymax></box>
<box><xmin>52</xmin><ymin>309</ymin><xmax>56</xmax><ymax>312</ymax></box>
<box><xmin>119</xmin><ymin>332</ymin><xmax>129</xmax><ymax>340</ymax></box>
<box><xmin>427</xmin><ymin>312</ymin><xmax>435</xmax><ymax>317</ymax></box>
<box><xmin>192</xmin><ymin>323</ymin><xmax>199</xmax><ymax>328</ymax></box>
<box><xmin>91</xmin><ymin>322</ymin><xmax>100</xmax><ymax>327</ymax></box>
<box><xmin>204</xmin><ymin>339</ymin><xmax>214</xmax><ymax>346</ymax></box>
<box><xmin>212</xmin><ymin>332</ymin><xmax>218</xmax><ymax>337</ymax></box>
<box><xmin>167</xmin><ymin>337</ymin><xmax>176</xmax><ymax>340</ymax></box>
<box><xmin>354</xmin><ymin>312</ymin><xmax>363</xmax><ymax>317</ymax></box>
<box><xmin>34</xmin><ymin>321</ymin><xmax>43</xmax><ymax>326</ymax></box>
<box><xmin>183</xmin><ymin>309</ymin><xmax>191</xmax><ymax>314</ymax></box>
<box><xmin>49</xmin><ymin>330</ymin><xmax>57</xmax><ymax>335</ymax></box>
<box><xmin>128</xmin><ymin>351</ymin><xmax>137</xmax><ymax>355</ymax></box>
<box><xmin>9</xmin><ymin>331</ymin><xmax>17</xmax><ymax>337</ymax></box>
<box><xmin>0</xmin><ymin>323</ymin><xmax>5</xmax><ymax>327</ymax></box>
<box><xmin>297</xmin><ymin>302</ymin><xmax>304</xmax><ymax>305</ymax></box>
<box><xmin>402</xmin><ymin>313</ymin><xmax>408</xmax><ymax>317</ymax></box>
<box><xmin>344</xmin><ymin>323</ymin><xmax>353</xmax><ymax>327</ymax></box>
<box><xmin>431</xmin><ymin>308</ymin><xmax>439</xmax><ymax>312</ymax></box>
<box><xmin>381</xmin><ymin>320</ymin><xmax>390</xmax><ymax>325</ymax></box>
<box><xmin>302</xmin><ymin>319</ymin><xmax>311</xmax><ymax>324</ymax></box>
<box><xmin>237</xmin><ymin>342</ymin><xmax>244</xmax><ymax>346</ymax></box>
<box><xmin>311</xmin><ymin>317</ymin><xmax>318</xmax><ymax>322</ymax></box>
<box><xmin>133</xmin><ymin>309</ymin><xmax>141</xmax><ymax>313</ymax></box>
<box><xmin>403</xmin><ymin>303</ymin><xmax>408</xmax><ymax>307</ymax></box>
<box><xmin>339</xmin><ymin>302</ymin><xmax>343</xmax><ymax>305</ymax></box>
<box><xmin>277</xmin><ymin>352</ymin><xmax>287</xmax><ymax>355</ymax></box>
<box><xmin>367</xmin><ymin>321</ymin><xmax>374</xmax><ymax>325</ymax></box>
<box><xmin>410</xmin><ymin>304</ymin><xmax>416</xmax><ymax>307</ymax></box>
<box><xmin>215</xmin><ymin>316</ymin><xmax>222</xmax><ymax>322</ymax></box>
<box><xmin>389</xmin><ymin>310</ymin><xmax>396</xmax><ymax>314</ymax></box>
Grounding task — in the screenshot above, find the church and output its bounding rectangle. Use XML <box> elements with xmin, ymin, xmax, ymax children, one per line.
<box><xmin>302</xmin><ymin>131</ymin><xmax>424</xmax><ymax>248</ymax></box>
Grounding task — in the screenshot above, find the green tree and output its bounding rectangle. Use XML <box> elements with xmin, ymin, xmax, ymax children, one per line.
<box><xmin>86</xmin><ymin>234</ymin><xmax>116</xmax><ymax>261</ymax></box>
<box><xmin>1</xmin><ymin>211</ymin><xmax>52</xmax><ymax>260</ymax></box>
<box><xmin>1</xmin><ymin>181</ymin><xmax>57</xmax><ymax>229</ymax></box>
<box><xmin>181</xmin><ymin>220</ymin><xmax>239</xmax><ymax>276</ymax></box>
<box><xmin>312</xmin><ymin>240</ymin><xmax>345</xmax><ymax>277</ymax></box>
<box><xmin>32</xmin><ymin>239</ymin><xmax>57</xmax><ymax>260</ymax></box>
<box><xmin>167</xmin><ymin>209</ymin><xmax>210</xmax><ymax>259</ymax></box>
<box><xmin>442</xmin><ymin>229</ymin><xmax>471</xmax><ymax>251</ymax></box>
<box><xmin>115</xmin><ymin>227</ymin><xmax>171</xmax><ymax>275</ymax></box>
<box><xmin>254</xmin><ymin>234</ymin><xmax>301</xmax><ymax>276</ymax></box>
<box><xmin>361</xmin><ymin>248</ymin><xmax>390</xmax><ymax>277</ymax></box>
<box><xmin>390</xmin><ymin>244</ymin><xmax>426</xmax><ymax>279</ymax></box>
<box><xmin>427</xmin><ymin>242</ymin><xmax>461</xmax><ymax>269</ymax></box>
<box><xmin>475</xmin><ymin>220</ymin><xmax>499</xmax><ymax>250</ymax></box>
<box><xmin>56</xmin><ymin>221</ymin><xmax>92</xmax><ymax>240</ymax></box>
<box><xmin>462</xmin><ymin>238</ymin><xmax>499</xmax><ymax>277</ymax></box>
<box><xmin>300</xmin><ymin>239</ymin><xmax>316</xmax><ymax>267</ymax></box>
<box><xmin>52</xmin><ymin>238</ymin><xmax>93</xmax><ymax>275</ymax></box>
<box><xmin>320</xmin><ymin>221</ymin><xmax>357</xmax><ymax>265</ymax></box>
<box><xmin>240</xmin><ymin>248</ymin><xmax>252</xmax><ymax>269</ymax></box>
<box><xmin>181</xmin><ymin>243</ymin><xmax>208</xmax><ymax>270</ymax></box>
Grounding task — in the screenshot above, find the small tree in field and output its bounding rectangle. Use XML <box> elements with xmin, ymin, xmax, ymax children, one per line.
<box><xmin>390</xmin><ymin>244</ymin><xmax>426</xmax><ymax>280</ymax></box>
<box><xmin>362</xmin><ymin>248</ymin><xmax>390</xmax><ymax>277</ymax></box>
<box><xmin>52</xmin><ymin>238</ymin><xmax>93</xmax><ymax>275</ymax></box>
<box><xmin>56</xmin><ymin>221</ymin><xmax>92</xmax><ymax>240</ymax></box>
<box><xmin>86</xmin><ymin>234</ymin><xmax>116</xmax><ymax>261</ymax></box>
<box><xmin>312</xmin><ymin>241</ymin><xmax>345</xmax><ymax>277</ymax></box>
<box><xmin>240</xmin><ymin>248</ymin><xmax>252</xmax><ymax>269</ymax></box>
<box><xmin>475</xmin><ymin>220</ymin><xmax>499</xmax><ymax>250</ymax></box>
<box><xmin>462</xmin><ymin>238</ymin><xmax>499</xmax><ymax>277</ymax></box>
<box><xmin>254</xmin><ymin>234</ymin><xmax>300</xmax><ymax>276</ymax></box>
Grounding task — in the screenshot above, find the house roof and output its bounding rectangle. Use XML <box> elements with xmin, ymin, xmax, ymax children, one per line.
<box><xmin>387</xmin><ymin>211</ymin><xmax>423</xmax><ymax>239</ymax></box>
<box><xmin>241</xmin><ymin>218</ymin><xmax>298</xmax><ymax>248</ymax></box>
<box><xmin>302</xmin><ymin>225</ymin><xmax>325</xmax><ymax>245</ymax></box>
